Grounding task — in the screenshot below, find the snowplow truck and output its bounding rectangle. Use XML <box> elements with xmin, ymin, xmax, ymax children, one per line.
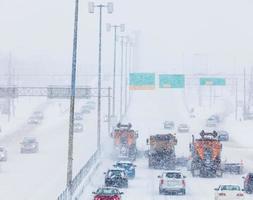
<box><xmin>111</xmin><ymin>123</ymin><xmax>138</xmax><ymax>160</ymax></box>
<box><xmin>147</xmin><ymin>134</ymin><xmax>177</xmax><ymax>169</ymax></box>
<box><xmin>190</xmin><ymin>130</ymin><xmax>223</xmax><ymax>177</ymax></box>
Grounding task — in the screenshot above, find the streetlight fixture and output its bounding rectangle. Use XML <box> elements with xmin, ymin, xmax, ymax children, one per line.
<box><xmin>106</xmin><ymin>23</ymin><xmax>125</xmax><ymax>121</ymax></box>
<box><xmin>88</xmin><ymin>2</ymin><xmax>113</xmax><ymax>154</ymax></box>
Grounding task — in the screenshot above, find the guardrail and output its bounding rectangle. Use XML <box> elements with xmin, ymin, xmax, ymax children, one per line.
<box><xmin>57</xmin><ymin>151</ymin><xmax>99</xmax><ymax>200</ymax></box>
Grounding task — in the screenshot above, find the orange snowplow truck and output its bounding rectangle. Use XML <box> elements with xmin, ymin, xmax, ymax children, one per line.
<box><xmin>190</xmin><ymin>130</ymin><xmax>223</xmax><ymax>177</ymax></box>
<box><xmin>111</xmin><ymin>123</ymin><xmax>138</xmax><ymax>160</ymax></box>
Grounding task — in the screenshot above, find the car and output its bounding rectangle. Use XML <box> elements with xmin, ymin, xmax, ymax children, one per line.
<box><xmin>214</xmin><ymin>184</ymin><xmax>244</xmax><ymax>200</ymax></box>
<box><xmin>74</xmin><ymin>113</ymin><xmax>83</xmax><ymax>121</ymax></box>
<box><xmin>177</xmin><ymin>124</ymin><xmax>190</xmax><ymax>133</ymax></box>
<box><xmin>206</xmin><ymin>117</ymin><xmax>217</xmax><ymax>127</ymax></box>
<box><xmin>0</xmin><ymin>147</ymin><xmax>7</xmax><ymax>161</ymax></box>
<box><xmin>113</xmin><ymin>161</ymin><xmax>136</xmax><ymax>178</ymax></box>
<box><xmin>243</xmin><ymin>112</ymin><xmax>253</xmax><ymax>120</ymax></box>
<box><xmin>20</xmin><ymin>137</ymin><xmax>39</xmax><ymax>153</ymax></box>
<box><xmin>158</xmin><ymin>170</ymin><xmax>186</xmax><ymax>195</ymax></box>
<box><xmin>222</xmin><ymin>161</ymin><xmax>243</xmax><ymax>174</ymax></box>
<box><xmin>163</xmin><ymin>121</ymin><xmax>175</xmax><ymax>129</ymax></box>
<box><xmin>32</xmin><ymin>111</ymin><xmax>44</xmax><ymax>120</ymax></box>
<box><xmin>27</xmin><ymin>116</ymin><xmax>41</xmax><ymax>124</ymax></box>
<box><xmin>92</xmin><ymin>187</ymin><xmax>123</xmax><ymax>200</ymax></box>
<box><xmin>176</xmin><ymin>156</ymin><xmax>188</xmax><ymax>167</ymax></box>
<box><xmin>243</xmin><ymin>173</ymin><xmax>253</xmax><ymax>194</ymax></box>
<box><xmin>81</xmin><ymin>106</ymin><xmax>91</xmax><ymax>114</ymax></box>
<box><xmin>104</xmin><ymin>169</ymin><xmax>128</xmax><ymax>188</ymax></box>
<box><xmin>85</xmin><ymin>104</ymin><xmax>96</xmax><ymax>110</ymax></box>
<box><xmin>86</xmin><ymin>100</ymin><xmax>96</xmax><ymax>105</ymax></box>
<box><xmin>218</xmin><ymin>130</ymin><xmax>229</xmax><ymax>141</ymax></box>
<box><xmin>74</xmin><ymin>123</ymin><xmax>83</xmax><ymax>133</ymax></box>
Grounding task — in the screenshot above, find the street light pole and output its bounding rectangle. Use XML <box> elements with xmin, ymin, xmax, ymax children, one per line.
<box><xmin>106</xmin><ymin>24</ymin><xmax>125</xmax><ymax>120</ymax></box>
<box><xmin>67</xmin><ymin>0</ymin><xmax>79</xmax><ymax>194</ymax></box>
<box><xmin>89</xmin><ymin>2</ymin><xmax>113</xmax><ymax>154</ymax></box>
<box><xmin>124</xmin><ymin>37</ymin><xmax>129</xmax><ymax>114</ymax></box>
<box><xmin>119</xmin><ymin>36</ymin><xmax>125</xmax><ymax>121</ymax></box>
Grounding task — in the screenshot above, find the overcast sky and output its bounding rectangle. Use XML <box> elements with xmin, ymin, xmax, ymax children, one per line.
<box><xmin>0</xmin><ymin>0</ymin><xmax>253</xmax><ymax>75</ymax></box>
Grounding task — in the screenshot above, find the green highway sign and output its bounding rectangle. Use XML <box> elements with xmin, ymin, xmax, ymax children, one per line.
<box><xmin>159</xmin><ymin>74</ymin><xmax>185</xmax><ymax>88</ymax></box>
<box><xmin>129</xmin><ymin>73</ymin><xmax>155</xmax><ymax>90</ymax></box>
<box><xmin>200</xmin><ymin>78</ymin><xmax>226</xmax><ymax>86</ymax></box>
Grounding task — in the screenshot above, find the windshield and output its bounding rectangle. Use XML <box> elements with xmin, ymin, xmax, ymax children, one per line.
<box><xmin>96</xmin><ymin>188</ymin><xmax>119</xmax><ymax>195</ymax></box>
<box><xmin>108</xmin><ymin>170</ymin><xmax>125</xmax><ymax>177</ymax></box>
<box><xmin>117</xmin><ymin>163</ymin><xmax>132</xmax><ymax>168</ymax></box>
<box><xmin>220</xmin><ymin>185</ymin><xmax>240</xmax><ymax>191</ymax></box>
<box><xmin>165</xmin><ymin>172</ymin><xmax>182</xmax><ymax>179</ymax></box>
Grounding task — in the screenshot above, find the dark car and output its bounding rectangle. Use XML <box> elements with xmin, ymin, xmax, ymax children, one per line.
<box><xmin>104</xmin><ymin>169</ymin><xmax>128</xmax><ymax>188</ymax></box>
<box><xmin>20</xmin><ymin>137</ymin><xmax>39</xmax><ymax>153</ymax></box>
<box><xmin>92</xmin><ymin>187</ymin><xmax>123</xmax><ymax>200</ymax></box>
<box><xmin>218</xmin><ymin>130</ymin><xmax>229</xmax><ymax>141</ymax></box>
<box><xmin>113</xmin><ymin>161</ymin><xmax>136</xmax><ymax>178</ymax></box>
<box><xmin>243</xmin><ymin>173</ymin><xmax>253</xmax><ymax>193</ymax></box>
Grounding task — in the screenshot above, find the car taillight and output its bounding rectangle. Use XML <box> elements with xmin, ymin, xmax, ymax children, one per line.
<box><xmin>218</xmin><ymin>193</ymin><xmax>226</xmax><ymax>196</ymax></box>
<box><xmin>112</xmin><ymin>196</ymin><xmax>120</xmax><ymax>200</ymax></box>
<box><xmin>237</xmin><ymin>193</ymin><xmax>244</xmax><ymax>197</ymax></box>
<box><xmin>182</xmin><ymin>180</ymin><xmax>185</xmax><ymax>187</ymax></box>
<box><xmin>160</xmin><ymin>179</ymin><xmax>164</xmax><ymax>185</ymax></box>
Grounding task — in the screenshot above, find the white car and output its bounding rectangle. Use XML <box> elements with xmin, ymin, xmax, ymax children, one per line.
<box><xmin>163</xmin><ymin>121</ymin><xmax>175</xmax><ymax>129</ymax></box>
<box><xmin>177</xmin><ymin>124</ymin><xmax>190</xmax><ymax>132</ymax></box>
<box><xmin>214</xmin><ymin>184</ymin><xmax>244</xmax><ymax>200</ymax></box>
<box><xmin>0</xmin><ymin>147</ymin><xmax>7</xmax><ymax>161</ymax></box>
<box><xmin>158</xmin><ymin>170</ymin><xmax>186</xmax><ymax>195</ymax></box>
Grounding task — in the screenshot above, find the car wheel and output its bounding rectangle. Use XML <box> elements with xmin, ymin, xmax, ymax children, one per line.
<box><xmin>159</xmin><ymin>188</ymin><xmax>163</xmax><ymax>195</ymax></box>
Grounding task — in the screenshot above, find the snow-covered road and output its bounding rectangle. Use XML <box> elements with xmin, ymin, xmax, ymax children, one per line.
<box><xmin>82</xmin><ymin>88</ymin><xmax>253</xmax><ymax>200</ymax></box>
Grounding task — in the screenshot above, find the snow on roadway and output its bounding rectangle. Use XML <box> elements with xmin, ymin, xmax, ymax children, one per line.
<box><xmin>82</xmin><ymin>89</ymin><xmax>253</xmax><ymax>200</ymax></box>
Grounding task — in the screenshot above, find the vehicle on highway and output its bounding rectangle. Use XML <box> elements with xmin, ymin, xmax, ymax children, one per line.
<box><xmin>218</xmin><ymin>130</ymin><xmax>229</xmax><ymax>141</ymax></box>
<box><xmin>87</xmin><ymin>100</ymin><xmax>96</xmax><ymax>105</ymax></box>
<box><xmin>177</xmin><ymin>124</ymin><xmax>190</xmax><ymax>133</ymax></box>
<box><xmin>222</xmin><ymin>161</ymin><xmax>244</xmax><ymax>175</ymax></box>
<box><xmin>176</xmin><ymin>156</ymin><xmax>188</xmax><ymax>167</ymax></box>
<box><xmin>113</xmin><ymin>160</ymin><xmax>136</xmax><ymax>179</ymax></box>
<box><xmin>214</xmin><ymin>184</ymin><xmax>244</xmax><ymax>200</ymax></box>
<box><xmin>243</xmin><ymin>173</ymin><xmax>253</xmax><ymax>194</ymax></box>
<box><xmin>20</xmin><ymin>137</ymin><xmax>39</xmax><ymax>153</ymax></box>
<box><xmin>27</xmin><ymin>116</ymin><xmax>41</xmax><ymax>124</ymax></box>
<box><xmin>104</xmin><ymin>169</ymin><xmax>128</xmax><ymax>188</ymax></box>
<box><xmin>32</xmin><ymin>111</ymin><xmax>44</xmax><ymax>120</ymax></box>
<box><xmin>206</xmin><ymin>116</ymin><xmax>218</xmax><ymax>127</ymax></box>
<box><xmin>85</xmin><ymin>104</ymin><xmax>95</xmax><ymax>110</ymax></box>
<box><xmin>81</xmin><ymin>106</ymin><xmax>91</xmax><ymax>114</ymax></box>
<box><xmin>190</xmin><ymin>131</ymin><xmax>223</xmax><ymax>177</ymax></box>
<box><xmin>74</xmin><ymin>123</ymin><xmax>83</xmax><ymax>133</ymax></box>
<box><xmin>92</xmin><ymin>187</ymin><xmax>124</xmax><ymax>200</ymax></box>
<box><xmin>74</xmin><ymin>112</ymin><xmax>83</xmax><ymax>121</ymax></box>
<box><xmin>163</xmin><ymin>121</ymin><xmax>175</xmax><ymax>129</ymax></box>
<box><xmin>158</xmin><ymin>170</ymin><xmax>186</xmax><ymax>195</ymax></box>
<box><xmin>0</xmin><ymin>147</ymin><xmax>7</xmax><ymax>161</ymax></box>
<box><xmin>147</xmin><ymin>133</ymin><xmax>177</xmax><ymax>169</ymax></box>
